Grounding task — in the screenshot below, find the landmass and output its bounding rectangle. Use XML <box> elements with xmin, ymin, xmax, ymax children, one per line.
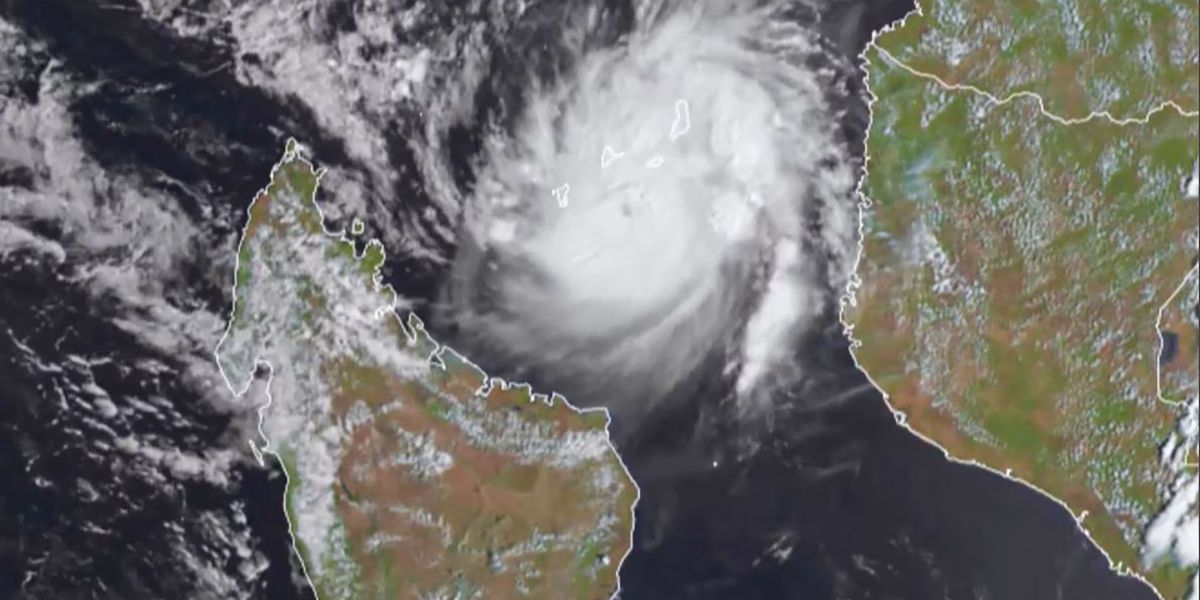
<box><xmin>850</xmin><ymin>1</ymin><xmax>1199</xmax><ymax>597</ymax></box>
<box><xmin>876</xmin><ymin>0</ymin><xmax>1198</xmax><ymax>120</ymax></box>
<box><xmin>215</xmin><ymin>140</ymin><xmax>637</xmax><ymax>599</ymax></box>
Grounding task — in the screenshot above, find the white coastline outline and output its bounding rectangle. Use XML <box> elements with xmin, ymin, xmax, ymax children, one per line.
<box><xmin>1156</xmin><ymin>265</ymin><xmax>1200</xmax><ymax>416</ymax></box>
<box><xmin>212</xmin><ymin>140</ymin><xmax>641</xmax><ymax>600</ymax></box>
<box><xmin>840</xmin><ymin>2</ymin><xmax>1200</xmax><ymax>599</ymax></box>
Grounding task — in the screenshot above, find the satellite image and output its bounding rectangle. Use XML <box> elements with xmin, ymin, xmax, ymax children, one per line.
<box><xmin>0</xmin><ymin>1</ymin><xmax>1195</xmax><ymax>599</ymax></box>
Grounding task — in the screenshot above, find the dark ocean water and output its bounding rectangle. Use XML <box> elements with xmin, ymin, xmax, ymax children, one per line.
<box><xmin>612</xmin><ymin>318</ymin><xmax>1157</xmax><ymax>599</ymax></box>
<box><xmin>0</xmin><ymin>1</ymin><xmax>1160</xmax><ymax>599</ymax></box>
<box><xmin>0</xmin><ymin>248</ymin><xmax>304</xmax><ymax>598</ymax></box>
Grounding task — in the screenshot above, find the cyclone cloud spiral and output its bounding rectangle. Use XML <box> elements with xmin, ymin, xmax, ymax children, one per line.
<box><xmin>433</xmin><ymin>0</ymin><xmax>861</xmax><ymax>427</ymax></box>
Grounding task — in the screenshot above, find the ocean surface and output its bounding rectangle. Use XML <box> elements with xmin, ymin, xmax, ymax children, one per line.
<box><xmin>0</xmin><ymin>1</ymin><xmax>1160</xmax><ymax>598</ymax></box>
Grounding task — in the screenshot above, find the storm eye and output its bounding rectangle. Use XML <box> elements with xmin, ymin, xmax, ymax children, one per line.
<box><xmin>441</xmin><ymin>2</ymin><xmax>858</xmax><ymax>420</ymax></box>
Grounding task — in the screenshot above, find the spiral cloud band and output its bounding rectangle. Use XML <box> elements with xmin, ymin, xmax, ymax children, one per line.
<box><xmin>443</xmin><ymin>0</ymin><xmax>859</xmax><ymax>424</ymax></box>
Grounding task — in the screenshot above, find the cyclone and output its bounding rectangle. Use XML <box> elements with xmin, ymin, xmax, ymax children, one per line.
<box><xmin>435</xmin><ymin>0</ymin><xmax>860</xmax><ymax>425</ymax></box>
<box><xmin>0</xmin><ymin>0</ymin><xmax>1166</xmax><ymax>598</ymax></box>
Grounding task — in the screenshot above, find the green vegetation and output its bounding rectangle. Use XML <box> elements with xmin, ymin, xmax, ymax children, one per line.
<box><xmin>220</xmin><ymin>143</ymin><xmax>637</xmax><ymax>599</ymax></box>
<box><xmin>231</xmin><ymin>247</ymin><xmax>253</xmax><ymax>323</ymax></box>
<box><xmin>236</xmin><ymin>246</ymin><xmax>253</xmax><ymax>287</ymax></box>
<box><xmin>295</xmin><ymin>275</ymin><xmax>327</xmax><ymax>326</ymax></box>
<box><xmin>853</xmin><ymin>4</ymin><xmax>1199</xmax><ymax>595</ymax></box>
<box><xmin>359</xmin><ymin>241</ymin><xmax>385</xmax><ymax>279</ymax></box>
<box><xmin>424</xmin><ymin>398</ymin><xmax>452</xmax><ymax>421</ymax></box>
<box><xmin>881</xmin><ymin>0</ymin><xmax>1199</xmax><ymax>119</ymax></box>
<box><xmin>276</xmin><ymin>446</ymin><xmax>316</xmax><ymax>578</ymax></box>
<box><xmin>571</xmin><ymin>535</ymin><xmax>606</xmax><ymax>599</ymax></box>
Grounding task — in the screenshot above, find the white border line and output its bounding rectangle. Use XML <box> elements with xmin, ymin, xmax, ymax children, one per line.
<box><xmin>840</xmin><ymin>2</ymin><xmax>1199</xmax><ymax>598</ymax></box>
<box><xmin>1155</xmin><ymin>263</ymin><xmax>1200</xmax><ymax>480</ymax></box>
<box><xmin>213</xmin><ymin>141</ymin><xmax>322</xmax><ymax>597</ymax></box>
<box><xmin>869</xmin><ymin>46</ymin><xmax>1200</xmax><ymax>124</ymax></box>
<box><xmin>1155</xmin><ymin>264</ymin><xmax>1200</xmax><ymax>414</ymax></box>
<box><xmin>212</xmin><ymin>140</ymin><xmax>640</xmax><ymax>600</ymax></box>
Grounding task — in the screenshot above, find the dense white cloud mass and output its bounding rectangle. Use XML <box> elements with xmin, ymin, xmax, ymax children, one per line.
<box><xmin>444</xmin><ymin>1</ymin><xmax>858</xmax><ymax>420</ymax></box>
